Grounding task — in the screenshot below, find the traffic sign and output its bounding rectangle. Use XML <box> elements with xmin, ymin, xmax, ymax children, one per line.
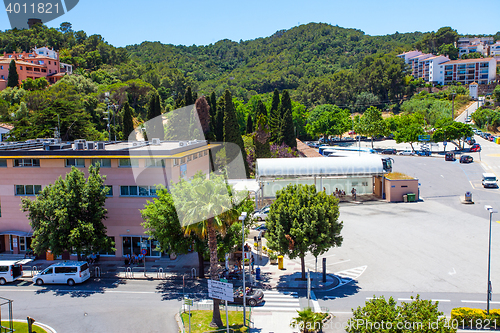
<box><xmin>418</xmin><ymin>135</ymin><xmax>430</xmax><ymax>141</ymax></box>
<box><xmin>220</xmin><ymin>278</ymin><xmax>228</xmax><ymax>283</ymax></box>
<box><xmin>184</xmin><ymin>298</ymin><xmax>193</xmax><ymax>306</ymax></box>
<box><xmin>141</xmin><ymin>249</ymin><xmax>147</xmax><ymax>255</ymax></box>
<box><xmin>443</xmin><ymin>141</ymin><xmax>447</xmax><ymax>146</ymax></box>
<box><xmin>208</xmin><ymin>279</ymin><xmax>234</xmax><ymax>302</ymax></box>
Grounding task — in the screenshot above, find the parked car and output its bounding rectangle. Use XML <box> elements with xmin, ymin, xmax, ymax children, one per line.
<box><xmin>465</xmin><ymin>116</ymin><xmax>471</xmax><ymax>123</ymax></box>
<box><xmin>416</xmin><ymin>150</ymin><xmax>431</xmax><ymax>156</ymax></box>
<box><xmin>32</xmin><ymin>261</ymin><xmax>90</xmax><ymax>286</ymax></box>
<box><xmin>254</xmin><ymin>223</ymin><xmax>267</xmax><ymax>237</ymax></box>
<box><xmin>398</xmin><ymin>150</ymin><xmax>415</xmax><ymax>156</ymax></box>
<box><xmin>470</xmin><ymin>143</ymin><xmax>481</xmax><ymax>152</ymax></box>
<box><xmin>252</xmin><ymin>207</ymin><xmax>270</xmax><ymax>221</ymax></box>
<box><xmin>459</xmin><ymin>155</ymin><xmax>474</xmax><ymax>163</ymax></box>
<box><xmin>381</xmin><ymin>148</ymin><xmax>397</xmax><ymax>155</ymax></box>
<box><xmin>230</xmin><ymin>287</ymin><xmax>265</xmax><ymax>306</ymax></box>
<box><xmin>466</xmin><ymin>137</ymin><xmax>476</xmax><ymax>145</ymax></box>
<box><xmin>445</xmin><ymin>152</ymin><xmax>456</xmax><ymax>161</ymax></box>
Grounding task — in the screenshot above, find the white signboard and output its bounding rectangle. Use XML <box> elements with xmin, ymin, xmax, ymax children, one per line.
<box><xmin>243</xmin><ymin>251</ymin><xmax>251</xmax><ymax>260</ymax></box>
<box><xmin>208</xmin><ymin>279</ymin><xmax>234</xmax><ymax>302</ymax></box>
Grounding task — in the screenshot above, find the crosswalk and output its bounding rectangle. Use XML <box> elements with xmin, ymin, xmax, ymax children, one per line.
<box><xmin>253</xmin><ymin>290</ymin><xmax>300</xmax><ymax>312</ymax></box>
<box><xmin>335</xmin><ymin>265</ymin><xmax>367</xmax><ymax>281</ymax></box>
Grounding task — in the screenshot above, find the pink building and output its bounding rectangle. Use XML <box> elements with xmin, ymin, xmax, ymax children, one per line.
<box><xmin>0</xmin><ymin>139</ymin><xmax>212</xmax><ymax>260</ymax></box>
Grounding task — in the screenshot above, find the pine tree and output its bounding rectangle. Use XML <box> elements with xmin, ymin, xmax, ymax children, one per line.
<box><xmin>269</xmin><ymin>89</ymin><xmax>281</xmax><ymax>142</ymax></box>
<box><xmin>246</xmin><ymin>114</ymin><xmax>253</xmax><ymax>134</ymax></box>
<box><xmin>223</xmin><ymin>90</ymin><xmax>249</xmax><ymax>177</ymax></box>
<box><xmin>7</xmin><ymin>60</ymin><xmax>19</xmax><ymax>88</ymax></box>
<box><xmin>122</xmin><ymin>101</ymin><xmax>134</xmax><ymax>140</ymax></box>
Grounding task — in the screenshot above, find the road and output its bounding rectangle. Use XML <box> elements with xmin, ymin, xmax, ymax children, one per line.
<box><xmin>455</xmin><ymin>98</ymin><xmax>480</xmax><ymax>123</ymax></box>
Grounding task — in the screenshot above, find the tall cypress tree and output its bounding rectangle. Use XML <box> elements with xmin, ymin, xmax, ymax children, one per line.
<box><xmin>254</xmin><ymin>115</ymin><xmax>271</xmax><ymax>159</ymax></box>
<box><xmin>246</xmin><ymin>114</ymin><xmax>253</xmax><ymax>134</ymax></box>
<box><xmin>255</xmin><ymin>99</ymin><xmax>267</xmax><ymax>120</ymax></box>
<box><xmin>278</xmin><ymin>108</ymin><xmax>297</xmax><ymax>149</ymax></box>
<box><xmin>146</xmin><ymin>92</ymin><xmax>163</xmax><ymax>139</ymax></box>
<box><xmin>7</xmin><ymin>60</ymin><xmax>19</xmax><ymax>88</ymax></box>
<box><xmin>215</xmin><ymin>95</ymin><xmax>225</xmax><ymax>142</ymax></box>
<box><xmin>185</xmin><ymin>87</ymin><xmax>194</xmax><ymax>106</ymax></box>
<box><xmin>269</xmin><ymin>89</ymin><xmax>281</xmax><ymax>142</ymax></box>
<box><xmin>122</xmin><ymin>101</ymin><xmax>134</xmax><ymax>140</ymax></box>
<box><xmin>279</xmin><ymin>90</ymin><xmax>292</xmax><ymax>119</ymax></box>
<box><xmin>223</xmin><ymin>90</ymin><xmax>249</xmax><ymax>177</ymax></box>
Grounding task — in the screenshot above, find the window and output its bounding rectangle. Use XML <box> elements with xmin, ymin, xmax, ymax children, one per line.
<box><xmin>145</xmin><ymin>158</ymin><xmax>165</xmax><ymax>167</ymax></box>
<box><xmin>193</xmin><ymin>153</ymin><xmax>198</xmax><ymax>160</ymax></box>
<box><xmin>19</xmin><ymin>66</ymin><xmax>22</xmax><ymax>70</ymax></box>
<box><xmin>199</xmin><ymin>152</ymin><xmax>203</xmax><ymax>158</ymax></box>
<box><xmin>119</xmin><ymin>159</ymin><xmax>139</xmax><ymax>167</ymax></box>
<box><xmin>92</xmin><ymin>159</ymin><xmax>111</xmax><ymax>168</ymax></box>
<box><xmin>173</xmin><ymin>158</ymin><xmax>180</xmax><ymax>166</ymax></box>
<box><xmin>180</xmin><ymin>157</ymin><xmax>186</xmax><ymax>164</ymax></box>
<box><xmin>14</xmin><ymin>159</ymin><xmax>40</xmax><ymax>167</ymax></box>
<box><xmin>66</xmin><ymin>158</ymin><xmax>85</xmax><ymax>167</ymax></box>
<box><xmin>204</xmin><ymin>150</ymin><xmax>208</xmax><ymax>156</ymax></box>
<box><xmin>49</xmin><ymin>61</ymin><xmax>51</xmax><ymax>65</ymax></box>
<box><xmin>55</xmin><ymin>267</ymin><xmax>77</xmax><ymax>274</ymax></box>
<box><xmin>0</xmin><ymin>159</ymin><xmax>6</xmax><ymax>167</ymax></box>
<box><xmin>187</xmin><ymin>155</ymin><xmax>192</xmax><ymax>162</ymax></box>
<box><xmin>0</xmin><ymin>199</ymin><xmax>1</xmax><ymax>217</ymax></box>
<box><xmin>120</xmin><ymin>186</ymin><xmax>157</xmax><ymax>197</ymax></box>
<box><xmin>49</xmin><ymin>69</ymin><xmax>51</xmax><ymax>73</ymax></box>
<box><xmin>1</xmin><ymin>75</ymin><xmax>4</xmax><ymax>80</ymax></box>
<box><xmin>15</xmin><ymin>185</ymin><xmax>42</xmax><ymax>196</ymax></box>
<box><xmin>0</xmin><ymin>66</ymin><xmax>2</xmax><ymax>69</ymax></box>
<box><xmin>102</xmin><ymin>185</ymin><xmax>113</xmax><ymax>196</ymax></box>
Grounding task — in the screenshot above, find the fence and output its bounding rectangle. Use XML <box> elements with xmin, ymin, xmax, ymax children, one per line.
<box><xmin>178</xmin><ymin>304</ymin><xmax>252</xmax><ymax>333</ymax></box>
<box><xmin>22</xmin><ymin>265</ymin><xmax>41</xmax><ymax>277</ymax></box>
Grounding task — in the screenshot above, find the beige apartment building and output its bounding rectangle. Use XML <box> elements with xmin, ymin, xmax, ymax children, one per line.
<box><xmin>0</xmin><ymin>139</ymin><xmax>212</xmax><ymax>260</ymax></box>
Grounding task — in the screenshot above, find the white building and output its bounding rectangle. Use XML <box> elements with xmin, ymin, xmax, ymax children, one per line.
<box><xmin>421</xmin><ymin>55</ymin><xmax>450</xmax><ymax>84</ymax></box>
<box><xmin>490</xmin><ymin>42</ymin><xmax>500</xmax><ymax>58</ymax></box>
<box><xmin>439</xmin><ymin>57</ymin><xmax>497</xmax><ymax>85</ymax></box>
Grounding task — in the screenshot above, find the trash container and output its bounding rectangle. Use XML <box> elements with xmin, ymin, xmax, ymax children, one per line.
<box><xmin>403</xmin><ymin>195</ymin><xmax>408</xmax><ymax>203</ymax></box>
<box><xmin>46</xmin><ymin>250</ymin><xmax>54</xmax><ymax>261</ymax></box>
<box><xmin>278</xmin><ymin>255</ymin><xmax>284</xmax><ymax>270</ymax></box>
<box><xmin>256</xmin><ymin>267</ymin><xmax>261</xmax><ymax>280</ymax></box>
<box><xmin>465</xmin><ymin>191</ymin><xmax>472</xmax><ymax>202</ymax></box>
<box><xmin>407</xmin><ymin>193</ymin><xmax>416</xmax><ymax>202</ymax></box>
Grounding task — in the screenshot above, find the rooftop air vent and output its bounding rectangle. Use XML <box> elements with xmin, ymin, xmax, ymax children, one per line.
<box><xmin>179</xmin><ymin>141</ymin><xmax>188</xmax><ymax>147</ymax></box>
<box><xmin>152</xmin><ymin>138</ymin><xmax>161</xmax><ymax>145</ymax></box>
<box><xmin>87</xmin><ymin>141</ymin><xmax>95</xmax><ymax>150</ymax></box>
<box><xmin>74</xmin><ymin>142</ymin><xmax>85</xmax><ymax>150</ymax></box>
<box><xmin>96</xmin><ymin>142</ymin><xmax>105</xmax><ymax>150</ymax></box>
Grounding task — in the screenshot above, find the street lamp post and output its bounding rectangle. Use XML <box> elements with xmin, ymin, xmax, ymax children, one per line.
<box><xmin>484</xmin><ymin>205</ymin><xmax>497</xmax><ymax>315</ymax></box>
<box><xmin>239</xmin><ymin>212</ymin><xmax>248</xmax><ymax>326</ymax></box>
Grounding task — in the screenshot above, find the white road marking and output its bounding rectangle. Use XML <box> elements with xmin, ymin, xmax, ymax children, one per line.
<box><xmin>461</xmin><ymin>300</ymin><xmax>500</xmax><ymax>304</ymax></box>
<box><xmin>335</xmin><ymin>265</ymin><xmax>367</xmax><ymax>280</ymax></box>
<box><xmin>441</xmin><ymin>175</ymin><xmax>444</xmax><ymax>178</ymax></box>
<box><xmin>310</xmin><ymin>291</ymin><xmax>322</xmax><ymax>313</ymax></box>
<box><xmin>327</xmin><ymin>259</ymin><xmax>351</xmax><ymax>266</ymax></box>
<box><xmin>449</xmin><ymin>268</ymin><xmax>456</xmax><ymax>275</ymax></box>
<box><xmin>398</xmin><ymin>298</ymin><xmax>416</xmax><ymax>302</ymax></box>
<box><xmin>431</xmin><ymin>299</ymin><xmax>451</xmax><ymax>302</ymax></box>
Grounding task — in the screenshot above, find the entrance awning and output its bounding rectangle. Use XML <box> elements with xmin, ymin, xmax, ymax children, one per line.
<box><xmin>0</xmin><ymin>231</ymin><xmax>33</xmax><ymax>237</ymax></box>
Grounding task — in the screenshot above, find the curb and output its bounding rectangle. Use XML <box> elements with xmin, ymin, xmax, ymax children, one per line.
<box><xmin>12</xmin><ymin>319</ymin><xmax>57</xmax><ymax>333</ymax></box>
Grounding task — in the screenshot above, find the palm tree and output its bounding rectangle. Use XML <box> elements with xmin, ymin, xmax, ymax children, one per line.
<box><xmin>291</xmin><ymin>308</ymin><xmax>327</xmax><ymax>333</ymax></box>
<box><xmin>173</xmin><ymin>172</ymin><xmax>244</xmax><ymax>327</ymax></box>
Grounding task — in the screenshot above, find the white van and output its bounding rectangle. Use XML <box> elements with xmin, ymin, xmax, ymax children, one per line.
<box><xmin>0</xmin><ymin>260</ymin><xmax>24</xmax><ymax>284</ymax></box>
<box><xmin>482</xmin><ymin>173</ymin><xmax>498</xmax><ymax>188</ymax></box>
<box><xmin>32</xmin><ymin>261</ymin><xmax>90</xmax><ymax>286</ymax></box>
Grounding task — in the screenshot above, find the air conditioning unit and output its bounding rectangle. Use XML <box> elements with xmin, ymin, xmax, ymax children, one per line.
<box><xmin>152</xmin><ymin>138</ymin><xmax>161</xmax><ymax>145</ymax></box>
<box><xmin>179</xmin><ymin>141</ymin><xmax>188</xmax><ymax>147</ymax></box>
<box><xmin>75</xmin><ymin>139</ymin><xmax>86</xmax><ymax>144</ymax></box>
<box><xmin>188</xmin><ymin>140</ymin><xmax>197</xmax><ymax>145</ymax></box>
<box><xmin>132</xmin><ymin>142</ymin><xmax>140</xmax><ymax>147</ymax></box>
<box><xmin>86</xmin><ymin>141</ymin><xmax>95</xmax><ymax>150</ymax></box>
<box><xmin>74</xmin><ymin>142</ymin><xmax>85</xmax><ymax>150</ymax></box>
<box><xmin>43</xmin><ymin>142</ymin><xmax>51</xmax><ymax>151</ymax></box>
<box><xmin>96</xmin><ymin>142</ymin><xmax>105</xmax><ymax>150</ymax></box>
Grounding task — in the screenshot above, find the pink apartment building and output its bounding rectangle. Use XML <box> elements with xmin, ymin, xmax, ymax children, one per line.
<box><xmin>0</xmin><ymin>139</ymin><xmax>212</xmax><ymax>260</ymax></box>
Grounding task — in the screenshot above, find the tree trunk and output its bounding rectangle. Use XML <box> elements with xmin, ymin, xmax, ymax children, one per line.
<box><xmin>207</xmin><ymin>218</ymin><xmax>223</xmax><ymax>327</ymax></box>
<box><xmin>197</xmin><ymin>250</ymin><xmax>205</xmax><ymax>279</ymax></box>
<box><xmin>371</xmin><ymin>137</ymin><xmax>374</xmax><ymax>148</ymax></box>
<box><xmin>301</xmin><ymin>255</ymin><xmax>306</xmax><ymax>280</ymax></box>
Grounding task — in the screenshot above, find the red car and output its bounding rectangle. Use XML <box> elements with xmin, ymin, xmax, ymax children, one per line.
<box><xmin>470</xmin><ymin>144</ymin><xmax>481</xmax><ymax>152</ymax></box>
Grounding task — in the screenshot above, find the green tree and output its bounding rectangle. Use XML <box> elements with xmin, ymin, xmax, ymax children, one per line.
<box><xmin>347</xmin><ymin>295</ymin><xmax>456</xmax><ymax>333</ymax></box>
<box><xmin>146</xmin><ymin>92</ymin><xmax>163</xmax><ymax>139</ymax></box>
<box><xmin>215</xmin><ymin>95</ymin><xmax>225</xmax><ymax>142</ymax></box>
<box><xmin>393</xmin><ymin>113</ymin><xmax>426</xmax><ymax>151</ymax></box>
<box><xmin>21</xmin><ymin>165</ymin><xmax>113</xmax><ymax>258</ymax></box>
<box><xmin>208</xmin><ymin>92</ymin><xmax>217</xmax><ymax>134</ymax></box>
<box><xmin>438</xmin><ymin>43</ymin><xmax>459</xmax><ymax>60</ymax></box>
<box><xmin>269</xmin><ymin>89</ymin><xmax>281</xmax><ymax>142</ymax></box>
<box><xmin>246</xmin><ymin>113</ymin><xmax>253</xmax><ymax>134</ymax></box>
<box><xmin>254</xmin><ymin>114</ymin><xmax>271</xmax><ymax>158</ymax></box>
<box><xmin>291</xmin><ymin>307</ymin><xmax>327</xmax><ymax>333</ymax></box>
<box><xmin>432</xmin><ymin>121</ymin><xmax>473</xmax><ymax>149</ymax></box>
<box><xmin>266</xmin><ymin>184</ymin><xmax>343</xmax><ymax>280</ymax></box>
<box><xmin>278</xmin><ymin>107</ymin><xmax>297</xmax><ymax>148</ymax></box>
<box><xmin>357</xmin><ymin>106</ymin><xmax>388</xmax><ymax>148</ymax></box>
<box><xmin>7</xmin><ymin>60</ymin><xmax>19</xmax><ymax>88</ymax></box>
<box><xmin>255</xmin><ymin>99</ymin><xmax>267</xmax><ymax>120</ymax></box>
<box><xmin>223</xmin><ymin>90</ymin><xmax>249</xmax><ymax>177</ymax></box>
<box><xmin>493</xmin><ymin>85</ymin><xmax>500</xmax><ymax>104</ymax></box>
<box><xmin>121</xmin><ymin>101</ymin><xmax>134</xmax><ymax>139</ymax></box>
<box><xmin>305</xmin><ymin>105</ymin><xmax>351</xmax><ymax>139</ymax></box>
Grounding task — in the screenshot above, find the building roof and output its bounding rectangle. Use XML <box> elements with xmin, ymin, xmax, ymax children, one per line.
<box><xmin>0</xmin><ymin>59</ymin><xmax>45</xmax><ymax>67</ymax></box>
<box><xmin>0</xmin><ymin>123</ymin><xmax>14</xmax><ymax>130</ymax></box>
<box><xmin>441</xmin><ymin>57</ymin><xmax>495</xmax><ymax>65</ymax></box>
<box><xmin>296</xmin><ymin>139</ymin><xmax>322</xmax><ymax>158</ymax></box>
<box><xmin>256</xmin><ymin>155</ymin><xmax>386</xmax><ymax>179</ymax></box>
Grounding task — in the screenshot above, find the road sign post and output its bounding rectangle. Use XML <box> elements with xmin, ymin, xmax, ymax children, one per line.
<box><xmin>184</xmin><ymin>298</ymin><xmax>193</xmax><ymax>333</ymax></box>
<box><xmin>208</xmin><ymin>280</ymin><xmax>233</xmax><ymax>333</ymax></box>
<box><xmin>141</xmin><ymin>248</ymin><xmax>147</xmax><ymax>276</ymax></box>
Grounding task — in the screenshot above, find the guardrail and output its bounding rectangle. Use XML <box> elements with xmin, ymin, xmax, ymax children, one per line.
<box><xmin>124</xmin><ymin>267</ymin><xmax>133</xmax><ymax>278</ymax></box>
<box><xmin>156</xmin><ymin>267</ymin><xmax>165</xmax><ymax>279</ymax></box>
<box><xmin>94</xmin><ymin>266</ymin><xmax>101</xmax><ymax>278</ymax></box>
<box><xmin>191</xmin><ymin>268</ymin><xmax>196</xmax><ymax>279</ymax></box>
<box><xmin>22</xmin><ymin>265</ymin><xmax>40</xmax><ymax>277</ymax></box>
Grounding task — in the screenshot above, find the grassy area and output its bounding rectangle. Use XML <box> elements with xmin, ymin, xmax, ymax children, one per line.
<box><xmin>1</xmin><ymin>321</ymin><xmax>48</xmax><ymax>333</ymax></box>
<box><xmin>385</xmin><ymin>172</ymin><xmax>414</xmax><ymax>180</ymax></box>
<box><xmin>180</xmin><ymin>310</ymin><xmax>250</xmax><ymax>333</ymax></box>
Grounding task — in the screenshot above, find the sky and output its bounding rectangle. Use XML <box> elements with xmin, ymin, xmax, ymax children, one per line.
<box><xmin>1</xmin><ymin>0</ymin><xmax>500</xmax><ymax>47</ymax></box>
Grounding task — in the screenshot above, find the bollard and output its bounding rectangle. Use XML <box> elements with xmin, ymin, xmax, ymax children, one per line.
<box><xmin>322</xmin><ymin>258</ymin><xmax>326</xmax><ymax>283</ymax></box>
<box><xmin>256</xmin><ymin>267</ymin><xmax>261</xmax><ymax>280</ymax></box>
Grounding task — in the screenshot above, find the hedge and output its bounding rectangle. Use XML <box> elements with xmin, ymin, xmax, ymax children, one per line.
<box><xmin>451</xmin><ymin>307</ymin><xmax>500</xmax><ymax>329</ymax></box>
